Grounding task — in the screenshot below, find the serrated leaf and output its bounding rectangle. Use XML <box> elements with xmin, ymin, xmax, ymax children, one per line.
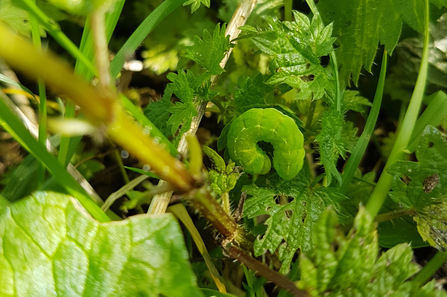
<box><xmin>342</xmin><ymin>90</ymin><xmax>372</xmax><ymax>114</ymax></box>
<box><xmin>318</xmin><ymin>0</ymin><xmax>402</xmax><ymax>85</ymax></box>
<box><xmin>184</xmin><ymin>24</ymin><xmax>231</xmax><ymax>75</ymax></box>
<box><xmin>241</xmin><ymin>11</ymin><xmax>336</xmax><ymax>100</ymax></box>
<box><xmin>415</xmin><ymin>201</ymin><xmax>447</xmax><ymax>251</ymax></box>
<box><xmin>298</xmin><ymin>207</ymin><xmax>444</xmax><ymax>296</ymax></box>
<box><xmin>242</xmin><ymin>170</ymin><xmax>346</xmax><ymax>273</ymax></box>
<box><xmin>0</xmin><ymin>191</ymin><xmax>203</xmax><ymax>297</ymax></box>
<box><xmin>388</xmin><ymin>126</ymin><xmax>447</xmax><ymax>209</ymax></box>
<box><xmin>316</xmin><ymin>108</ymin><xmax>356</xmax><ymax>185</ymax></box>
<box><xmin>144</xmin><ymin>84</ymin><xmax>174</xmax><ymax>138</ymax></box>
<box><xmin>183</xmin><ymin>0</ymin><xmax>210</xmax><ymax>14</ymax></box>
<box><xmin>234</xmin><ymin>73</ymin><xmax>274</xmax><ymax>113</ymax></box>
<box><xmin>168</xmin><ymin>101</ymin><xmax>197</xmax><ymax>136</ymax></box>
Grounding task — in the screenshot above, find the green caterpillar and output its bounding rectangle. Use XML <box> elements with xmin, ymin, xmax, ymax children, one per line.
<box><xmin>227</xmin><ymin>108</ymin><xmax>305</xmax><ymax>180</ymax></box>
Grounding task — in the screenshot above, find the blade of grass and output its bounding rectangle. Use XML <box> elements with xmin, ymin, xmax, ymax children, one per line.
<box><xmin>0</xmin><ymin>22</ymin><xmax>196</xmax><ymax>193</ymax></box>
<box><xmin>407</xmin><ymin>91</ymin><xmax>447</xmax><ymax>152</ymax></box>
<box><xmin>29</xmin><ymin>0</ymin><xmax>47</xmax><ymax>186</ymax></box>
<box><xmin>168</xmin><ymin>203</ymin><xmax>227</xmax><ymax>293</ymax></box>
<box><xmin>365</xmin><ymin>0</ymin><xmax>430</xmax><ymax>217</ymax></box>
<box><xmin>339</xmin><ymin>50</ymin><xmax>387</xmax><ymax>194</ymax></box>
<box><xmin>110</xmin><ymin>0</ymin><xmax>187</xmax><ymax>78</ymax></box>
<box><xmin>0</xmin><ymin>92</ymin><xmax>110</xmax><ymax>222</ymax></box>
<box><xmin>16</xmin><ymin>0</ymin><xmax>97</xmax><ymax>76</ymax></box>
<box><xmin>59</xmin><ymin>0</ymin><xmax>125</xmax><ymax>167</ymax></box>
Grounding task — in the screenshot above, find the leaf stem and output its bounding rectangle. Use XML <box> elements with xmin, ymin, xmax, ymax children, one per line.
<box><xmin>365</xmin><ymin>0</ymin><xmax>430</xmax><ymax>218</ymax></box>
<box><xmin>374</xmin><ymin>208</ymin><xmax>416</xmax><ymax>223</ymax></box>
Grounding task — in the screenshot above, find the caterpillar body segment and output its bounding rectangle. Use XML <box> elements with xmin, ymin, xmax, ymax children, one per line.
<box><xmin>227</xmin><ymin>108</ymin><xmax>305</xmax><ymax>180</ymax></box>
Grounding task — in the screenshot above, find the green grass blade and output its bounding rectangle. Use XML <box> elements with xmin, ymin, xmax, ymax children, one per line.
<box><xmin>59</xmin><ymin>0</ymin><xmax>126</xmax><ymax>167</ymax></box>
<box><xmin>339</xmin><ymin>50</ymin><xmax>387</xmax><ymax>194</ymax></box>
<box><xmin>110</xmin><ymin>0</ymin><xmax>187</xmax><ymax>78</ymax></box>
<box><xmin>29</xmin><ymin>0</ymin><xmax>47</xmax><ymax>186</ymax></box>
<box><xmin>0</xmin><ymin>92</ymin><xmax>110</xmax><ymax>222</ymax></box>
<box><xmin>407</xmin><ymin>91</ymin><xmax>447</xmax><ymax>152</ymax></box>
<box><xmin>16</xmin><ymin>0</ymin><xmax>97</xmax><ymax>76</ymax></box>
<box><xmin>365</xmin><ymin>0</ymin><xmax>430</xmax><ymax>218</ymax></box>
<box><xmin>0</xmin><ymin>74</ymin><xmax>36</xmax><ymax>98</ymax></box>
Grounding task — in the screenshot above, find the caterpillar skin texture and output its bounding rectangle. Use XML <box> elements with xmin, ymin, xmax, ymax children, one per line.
<box><xmin>227</xmin><ymin>108</ymin><xmax>305</xmax><ymax>180</ymax></box>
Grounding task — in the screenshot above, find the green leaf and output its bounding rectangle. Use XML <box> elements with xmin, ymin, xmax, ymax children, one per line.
<box><xmin>298</xmin><ymin>207</ymin><xmax>445</xmax><ymax>296</ymax></box>
<box><xmin>166</xmin><ymin>70</ymin><xmax>199</xmax><ymax>139</ymax></box>
<box><xmin>318</xmin><ymin>0</ymin><xmax>401</xmax><ymax>85</ymax></box>
<box><xmin>240</xmin><ymin>11</ymin><xmax>336</xmax><ymax>100</ymax></box>
<box><xmin>168</xmin><ymin>101</ymin><xmax>197</xmax><ymax>136</ymax></box>
<box><xmin>341</xmin><ymin>90</ymin><xmax>372</xmax><ymax>114</ymax></box>
<box><xmin>0</xmin><ymin>0</ymin><xmax>40</xmax><ymax>37</ymax></box>
<box><xmin>0</xmin><ymin>191</ymin><xmax>203</xmax><ymax>297</ymax></box>
<box><xmin>234</xmin><ymin>73</ymin><xmax>275</xmax><ymax>113</ymax></box>
<box><xmin>242</xmin><ymin>170</ymin><xmax>346</xmax><ymax>273</ymax></box>
<box><xmin>184</xmin><ymin>24</ymin><xmax>231</xmax><ymax>75</ymax></box>
<box><xmin>414</xmin><ymin>201</ymin><xmax>447</xmax><ymax>251</ymax></box>
<box><xmin>388</xmin><ymin>126</ymin><xmax>447</xmax><ymax>209</ymax></box>
<box><xmin>316</xmin><ymin>108</ymin><xmax>357</xmax><ymax>185</ymax></box>
<box><xmin>183</xmin><ymin>0</ymin><xmax>210</xmax><ymax>13</ymax></box>
<box><xmin>144</xmin><ymin>85</ymin><xmax>174</xmax><ymax>139</ymax></box>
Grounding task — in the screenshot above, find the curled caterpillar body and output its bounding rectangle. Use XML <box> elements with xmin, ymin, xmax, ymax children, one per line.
<box><xmin>227</xmin><ymin>108</ymin><xmax>305</xmax><ymax>180</ymax></box>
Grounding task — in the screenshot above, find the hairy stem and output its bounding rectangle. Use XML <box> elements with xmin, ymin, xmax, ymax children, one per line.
<box><xmin>227</xmin><ymin>245</ymin><xmax>309</xmax><ymax>297</ymax></box>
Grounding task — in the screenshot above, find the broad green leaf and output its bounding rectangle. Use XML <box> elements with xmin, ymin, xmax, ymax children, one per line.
<box><xmin>298</xmin><ymin>207</ymin><xmax>445</xmax><ymax>296</ymax></box>
<box><xmin>414</xmin><ymin>201</ymin><xmax>447</xmax><ymax>251</ymax></box>
<box><xmin>388</xmin><ymin>126</ymin><xmax>447</xmax><ymax>209</ymax></box>
<box><xmin>184</xmin><ymin>0</ymin><xmax>210</xmax><ymax>14</ymax></box>
<box><xmin>0</xmin><ymin>0</ymin><xmax>41</xmax><ymax>37</ymax></box>
<box><xmin>242</xmin><ymin>170</ymin><xmax>346</xmax><ymax>273</ymax></box>
<box><xmin>184</xmin><ymin>24</ymin><xmax>231</xmax><ymax>75</ymax></box>
<box><xmin>240</xmin><ymin>11</ymin><xmax>336</xmax><ymax>101</ymax></box>
<box><xmin>377</xmin><ymin>198</ymin><xmax>426</xmax><ymax>248</ymax></box>
<box><xmin>0</xmin><ymin>191</ymin><xmax>203</xmax><ymax>297</ymax></box>
<box><xmin>387</xmin><ymin>126</ymin><xmax>447</xmax><ymax>250</ymax></box>
<box><xmin>318</xmin><ymin>0</ymin><xmax>401</xmax><ymax>85</ymax></box>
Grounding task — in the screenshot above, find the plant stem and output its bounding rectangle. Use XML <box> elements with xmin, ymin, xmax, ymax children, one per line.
<box><xmin>284</xmin><ymin>0</ymin><xmax>293</xmax><ymax>22</ymax></box>
<box><xmin>374</xmin><ymin>208</ymin><xmax>416</xmax><ymax>223</ymax></box>
<box><xmin>411</xmin><ymin>251</ymin><xmax>447</xmax><ymax>287</ymax></box>
<box><xmin>365</xmin><ymin>0</ymin><xmax>430</xmax><ymax>218</ymax></box>
<box><xmin>148</xmin><ymin>0</ymin><xmax>258</xmax><ymax>215</ymax></box>
<box><xmin>114</xmin><ymin>149</ymin><xmax>130</xmax><ymax>184</ymax></box>
<box><xmin>227</xmin><ymin>245</ymin><xmax>309</xmax><ymax>297</ymax></box>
